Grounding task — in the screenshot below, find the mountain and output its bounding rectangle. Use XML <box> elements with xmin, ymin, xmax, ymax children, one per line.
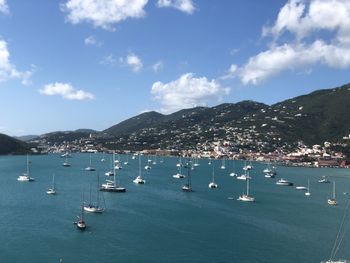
<box><xmin>0</xmin><ymin>133</ymin><xmax>30</xmax><ymax>155</ymax></box>
<box><xmin>100</xmin><ymin>83</ymin><xmax>350</xmax><ymax>150</ymax></box>
<box><xmin>15</xmin><ymin>135</ymin><xmax>38</xmax><ymax>142</ymax></box>
<box><xmin>103</xmin><ymin>111</ymin><xmax>165</xmax><ymax>137</ymax></box>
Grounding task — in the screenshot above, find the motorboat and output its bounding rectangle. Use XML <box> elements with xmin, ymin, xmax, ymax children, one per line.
<box><xmin>276</xmin><ymin>179</ymin><xmax>293</xmax><ymax>186</ymax></box>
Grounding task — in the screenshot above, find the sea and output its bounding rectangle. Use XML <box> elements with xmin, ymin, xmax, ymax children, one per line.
<box><xmin>0</xmin><ymin>153</ymin><xmax>349</xmax><ymax>263</ymax></box>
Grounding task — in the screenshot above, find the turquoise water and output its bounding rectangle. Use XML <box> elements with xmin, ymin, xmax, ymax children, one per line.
<box><xmin>0</xmin><ymin>153</ymin><xmax>349</xmax><ymax>263</ymax></box>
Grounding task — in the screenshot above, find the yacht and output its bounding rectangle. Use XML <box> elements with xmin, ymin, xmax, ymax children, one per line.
<box><xmin>182</xmin><ymin>161</ymin><xmax>192</xmax><ymax>192</ymax></box>
<box><xmin>238</xmin><ymin>172</ymin><xmax>255</xmax><ymax>202</ymax></box>
<box><xmin>229</xmin><ymin>160</ymin><xmax>237</xmax><ymax>177</ymax></box>
<box><xmin>296</xmin><ymin>186</ymin><xmax>307</xmax><ymax>190</ymax></box>
<box><xmin>17</xmin><ymin>154</ymin><xmax>35</xmax><ymax>182</ymax></box>
<box><xmin>264</xmin><ymin>172</ymin><xmax>275</xmax><ymax>178</ymax></box>
<box><xmin>328</xmin><ymin>181</ymin><xmax>337</xmax><ymax>205</ymax></box>
<box><xmin>62</xmin><ymin>155</ymin><xmax>71</xmax><ymax>167</ymax></box>
<box><xmin>85</xmin><ymin>154</ymin><xmax>95</xmax><ymax>171</ymax></box>
<box><xmin>208</xmin><ymin>166</ymin><xmax>218</xmax><ymax>188</ymax></box>
<box><xmin>236</xmin><ymin>169</ymin><xmax>251</xmax><ymax>181</ymax></box>
<box><xmin>74</xmin><ymin>199</ymin><xmax>86</xmax><ymax>230</ymax></box>
<box><xmin>144</xmin><ymin>165</ymin><xmax>151</xmax><ymax>170</ymax></box>
<box><xmin>319</xmin><ymin>176</ymin><xmax>331</xmax><ymax>183</ymax></box>
<box><xmin>305</xmin><ymin>179</ymin><xmax>311</xmax><ymax>196</ymax></box>
<box><xmin>173</xmin><ymin>162</ymin><xmax>185</xmax><ymax>179</ymax></box>
<box><xmin>243</xmin><ymin>160</ymin><xmax>253</xmax><ymax>171</ymax></box>
<box><xmin>100</xmin><ymin>153</ymin><xmax>126</xmax><ymax>192</ymax></box>
<box><xmin>133</xmin><ymin>155</ymin><xmax>146</xmax><ymax>184</ymax></box>
<box><xmin>276</xmin><ymin>178</ymin><xmax>293</xmax><ymax>186</ymax></box>
<box><xmin>46</xmin><ymin>174</ymin><xmax>56</xmax><ymax>195</ymax></box>
<box><xmin>220</xmin><ymin>158</ymin><xmax>226</xmax><ymax>169</ymax></box>
<box><xmin>84</xmin><ymin>178</ymin><xmax>105</xmax><ymax>213</ymax></box>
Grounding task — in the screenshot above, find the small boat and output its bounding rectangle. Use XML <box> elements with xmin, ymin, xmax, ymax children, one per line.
<box><xmin>62</xmin><ymin>154</ymin><xmax>71</xmax><ymax>167</ymax></box>
<box><xmin>85</xmin><ymin>154</ymin><xmax>95</xmax><ymax>171</ymax></box>
<box><xmin>208</xmin><ymin>166</ymin><xmax>218</xmax><ymax>188</ymax></box>
<box><xmin>74</xmin><ymin>197</ymin><xmax>86</xmax><ymax>230</ymax></box>
<box><xmin>144</xmin><ymin>165</ymin><xmax>151</xmax><ymax>170</ymax></box>
<box><xmin>173</xmin><ymin>162</ymin><xmax>185</xmax><ymax>178</ymax></box>
<box><xmin>61</xmin><ymin>152</ymin><xmax>71</xmax><ymax>158</ymax></box>
<box><xmin>243</xmin><ymin>160</ymin><xmax>253</xmax><ymax>171</ymax></box>
<box><xmin>182</xmin><ymin>161</ymin><xmax>192</xmax><ymax>192</ymax></box>
<box><xmin>176</xmin><ymin>157</ymin><xmax>183</xmax><ymax>167</ymax></box>
<box><xmin>100</xmin><ymin>153</ymin><xmax>126</xmax><ymax>192</ymax></box>
<box><xmin>328</xmin><ymin>181</ymin><xmax>337</xmax><ymax>205</ymax></box>
<box><xmin>133</xmin><ymin>155</ymin><xmax>146</xmax><ymax>184</ymax></box>
<box><xmin>229</xmin><ymin>160</ymin><xmax>237</xmax><ymax>177</ymax></box>
<box><xmin>46</xmin><ymin>174</ymin><xmax>56</xmax><ymax>195</ymax></box>
<box><xmin>114</xmin><ymin>164</ymin><xmax>122</xmax><ymax>170</ymax></box>
<box><xmin>319</xmin><ymin>176</ymin><xmax>331</xmax><ymax>183</ymax></box>
<box><xmin>220</xmin><ymin>158</ymin><xmax>226</xmax><ymax>169</ymax></box>
<box><xmin>305</xmin><ymin>179</ymin><xmax>311</xmax><ymax>196</ymax></box>
<box><xmin>84</xmin><ymin>177</ymin><xmax>105</xmax><ymax>213</ymax></box>
<box><xmin>238</xmin><ymin>171</ymin><xmax>255</xmax><ymax>202</ymax></box>
<box><xmin>276</xmin><ymin>178</ymin><xmax>293</xmax><ymax>186</ymax></box>
<box><xmin>296</xmin><ymin>186</ymin><xmax>307</xmax><ymax>190</ymax></box>
<box><xmin>17</xmin><ymin>154</ymin><xmax>35</xmax><ymax>182</ymax></box>
<box><xmin>264</xmin><ymin>172</ymin><xmax>275</xmax><ymax>178</ymax></box>
<box><xmin>236</xmin><ymin>170</ymin><xmax>251</xmax><ymax>181</ymax></box>
<box><xmin>193</xmin><ymin>157</ymin><xmax>200</xmax><ymax>167</ymax></box>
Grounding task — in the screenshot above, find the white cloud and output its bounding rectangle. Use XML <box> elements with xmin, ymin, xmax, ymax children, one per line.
<box><xmin>157</xmin><ymin>0</ymin><xmax>195</xmax><ymax>14</ymax></box>
<box><xmin>221</xmin><ymin>64</ymin><xmax>237</xmax><ymax>80</ymax></box>
<box><xmin>152</xmin><ymin>60</ymin><xmax>164</xmax><ymax>73</ymax></box>
<box><xmin>100</xmin><ymin>54</ymin><xmax>118</xmax><ymax>66</ymax></box>
<box><xmin>39</xmin><ymin>82</ymin><xmax>94</xmax><ymax>101</ymax></box>
<box><xmin>84</xmin><ymin>35</ymin><xmax>102</xmax><ymax>47</ymax></box>
<box><xmin>0</xmin><ymin>0</ymin><xmax>9</xmax><ymax>14</ymax></box>
<box><xmin>232</xmin><ymin>0</ymin><xmax>350</xmax><ymax>85</ymax></box>
<box><xmin>62</xmin><ymin>0</ymin><xmax>148</xmax><ymax>30</ymax></box>
<box><xmin>0</xmin><ymin>39</ymin><xmax>34</xmax><ymax>85</ymax></box>
<box><xmin>120</xmin><ymin>53</ymin><xmax>143</xmax><ymax>72</ymax></box>
<box><xmin>151</xmin><ymin>73</ymin><xmax>229</xmax><ymax>113</ymax></box>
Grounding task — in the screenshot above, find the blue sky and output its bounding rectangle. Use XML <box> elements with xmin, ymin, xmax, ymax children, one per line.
<box><xmin>0</xmin><ymin>0</ymin><xmax>350</xmax><ymax>136</ymax></box>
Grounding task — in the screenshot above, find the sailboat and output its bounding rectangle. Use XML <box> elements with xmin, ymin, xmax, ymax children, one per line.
<box><xmin>176</xmin><ymin>157</ymin><xmax>183</xmax><ymax>167</ymax></box>
<box><xmin>229</xmin><ymin>160</ymin><xmax>237</xmax><ymax>177</ymax></box>
<box><xmin>74</xmin><ymin>196</ymin><xmax>86</xmax><ymax>230</ymax></box>
<box><xmin>208</xmin><ymin>166</ymin><xmax>218</xmax><ymax>188</ymax></box>
<box><xmin>328</xmin><ymin>181</ymin><xmax>337</xmax><ymax>205</ymax></box>
<box><xmin>208</xmin><ymin>158</ymin><xmax>212</xmax><ymax>165</ymax></box>
<box><xmin>62</xmin><ymin>154</ymin><xmax>71</xmax><ymax>167</ymax></box>
<box><xmin>85</xmin><ymin>153</ymin><xmax>96</xmax><ymax>171</ymax></box>
<box><xmin>243</xmin><ymin>160</ymin><xmax>253</xmax><ymax>171</ymax></box>
<box><xmin>236</xmin><ymin>168</ymin><xmax>251</xmax><ymax>180</ymax></box>
<box><xmin>173</xmin><ymin>160</ymin><xmax>185</xmax><ymax>179</ymax></box>
<box><xmin>133</xmin><ymin>155</ymin><xmax>146</xmax><ymax>184</ymax></box>
<box><xmin>220</xmin><ymin>158</ymin><xmax>226</xmax><ymax>169</ymax></box>
<box><xmin>100</xmin><ymin>153</ymin><xmax>126</xmax><ymax>192</ymax></box>
<box><xmin>84</xmin><ymin>176</ymin><xmax>105</xmax><ymax>213</ymax></box>
<box><xmin>193</xmin><ymin>157</ymin><xmax>200</xmax><ymax>167</ymax></box>
<box><xmin>46</xmin><ymin>174</ymin><xmax>56</xmax><ymax>195</ymax></box>
<box><xmin>17</xmin><ymin>154</ymin><xmax>35</xmax><ymax>182</ymax></box>
<box><xmin>238</xmin><ymin>171</ymin><xmax>255</xmax><ymax>202</ymax></box>
<box><xmin>124</xmin><ymin>155</ymin><xmax>129</xmax><ymax>165</ymax></box>
<box><xmin>322</xmin><ymin>199</ymin><xmax>350</xmax><ymax>263</ymax></box>
<box><xmin>182</xmin><ymin>161</ymin><xmax>192</xmax><ymax>192</ymax></box>
<box><xmin>305</xmin><ymin>179</ymin><xmax>311</xmax><ymax>196</ymax></box>
<box><xmin>105</xmin><ymin>157</ymin><xmax>114</xmax><ymax>176</ymax></box>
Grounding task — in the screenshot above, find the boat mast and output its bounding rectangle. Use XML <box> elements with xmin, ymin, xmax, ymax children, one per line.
<box><xmin>247</xmin><ymin>171</ymin><xmax>250</xmax><ymax>196</ymax></box>
<box><xmin>333</xmin><ymin>181</ymin><xmax>336</xmax><ymax>199</ymax></box>
<box><xmin>113</xmin><ymin>153</ymin><xmax>116</xmax><ymax>186</ymax></box>
<box><xmin>212</xmin><ymin>166</ymin><xmax>215</xmax><ymax>183</ymax></box>
<box><xmin>139</xmin><ymin>155</ymin><xmax>142</xmax><ymax>177</ymax></box>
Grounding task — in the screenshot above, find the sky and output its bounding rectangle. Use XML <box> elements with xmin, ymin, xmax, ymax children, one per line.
<box><xmin>1</xmin><ymin>0</ymin><xmax>350</xmax><ymax>136</ymax></box>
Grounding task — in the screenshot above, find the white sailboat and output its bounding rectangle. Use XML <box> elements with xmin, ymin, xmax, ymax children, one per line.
<box><xmin>305</xmin><ymin>179</ymin><xmax>311</xmax><ymax>196</ymax></box>
<box><xmin>17</xmin><ymin>154</ymin><xmax>35</xmax><ymax>182</ymax></box>
<box><xmin>100</xmin><ymin>153</ymin><xmax>126</xmax><ymax>192</ymax></box>
<box><xmin>84</xmin><ymin>176</ymin><xmax>105</xmax><ymax>213</ymax></box>
<box><xmin>74</xmin><ymin>195</ymin><xmax>86</xmax><ymax>230</ymax></box>
<box><xmin>101</xmin><ymin>152</ymin><xmax>106</xmax><ymax>162</ymax></box>
<box><xmin>193</xmin><ymin>157</ymin><xmax>200</xmax><ymax>167</ymax></box>
<box><xmin>176</xmin><ymin>157</ymin><xmax>183</xmax><ymax>167</ymax></box>
<box><xmin>173</xmin><ymin>160</ymin><xmax>185</xmax><ymax>178</ymax></box>
<box><xmin>62</xmin><ymin>154</ymin><xmax>71</xmax><ymax>167</ymax></box>
<box><xmin>105</xmin><ymin>157</ymin><xmax>114</xmax><ymax>176</ymax></box>
<box><xmin>321</xmin><ymin>199</ymin><xmax>350</xmax><ymax>263</ymax></box>
<box><xmin>46</xmin><ymin>174</ymin><xmax>56</xmax><ymax>195</ymax></box>
<box><xmin>85</xmin><ymin>154</ymin><xmax>96</xmax><ymax>171</ymax></box>
<box><xmin>238</xmin><ymin>171</ymin><xmax>255</xmax><ymax>202</ymax></box>
<box><xmin>208</xmin><ymin>166</ymin><xmax>218</xmax><ymax>188</ymax></box>
<box><xmin>133</xmin><ymin>155</ymin><xmax>146</xmax><ymax>184</ymax></box>
<box><xmin>182</xmin><ymin>161</ymin><xmax>192</xmax><ymax>192</ymax></box>
<box><xmin>328</xmin><ymin>181</ymin><xmax>337</xmax><ymax>205</ymax></box>
<box><xmin>229</xmin><ymin>160</ymin><xmax>237</xmax><ymax>177</ymax></box>
<box><xmin>124</xmin><ymin>155</ymin><xmax>129</xmax><ymax>165</ymax></box>
<box><xmin>220</xmin><ymin>158</ymin><xmax>226</xmax><ymax>169</ymax></box>
<box><xmin>236</xmin><ymin>168</ymin><xmax>251</xmax><ymax>181</ymax></box>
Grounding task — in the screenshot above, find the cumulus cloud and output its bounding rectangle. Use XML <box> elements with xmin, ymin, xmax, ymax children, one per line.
<box><xmin>231</xmin><ymin>0</ymin><xmax>350</xmax><ymax>85</ymax></box>
<box><xmin>0</xmin><ymin>39</ymin><xmax>34</xmax><ymax>85</ymax></box>
<box><xmin>39</xmin><ymin>82</ymin><xmax>94</xmax><ymax>100</ymax></box>
<box><xmin>152</xmin><ymin>60</ymin><xmax>164</xmax><ymax>73</ymax></box>
<box><xmin>120</xmin><ymin>53</ymin><xmax>143</xmax><ymax>72</ymax></box>
<box><xmin>84</xmin><ymin>35</ymin><xmax>102</xmax><ymax>47</ymax></box>
<box><xmin>0</xmin><ymin>0</ymin><xmax>8</xmax><ymax>14</ymax></box>
<box><xmin>151</xmin><ymin>73</ymin><xmax>229</xmax><ymax>113</ymax></box>
<box><xmin>61</xmin><ymin>0</ymin><xmax>148</xmax><ymax>30</ymax></box>
<box><xmin>157</xmin><ymin>0</ymin><xmax>195</xmax><ymax>14</ymax></box>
